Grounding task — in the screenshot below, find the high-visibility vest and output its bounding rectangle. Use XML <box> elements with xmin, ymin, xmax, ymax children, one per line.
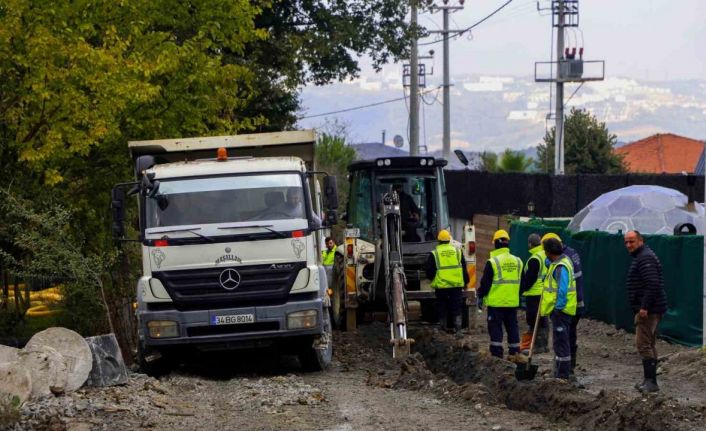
<box><xmin>431</xmin><ymin>243</ymin><xmax>464</xmax><ymax>289</ymax></box>
<box><xmin>486</xmin><ymin>248</ymin><xmax>522</xmax><ymax>307</ymax></box>
<box><xmin>523</xmin><ymin>245</ymin><xmax>547</xmax><ymax>297</ymax></box>
<box><xmin>540</xmin><ymin>255</ymin><xmax>577</xmax><ymax>317</ymax></box>
<box><xmin>322</xmin><ymin>248</ymin><xmax>335</xmax><ymax>266</ymax></box>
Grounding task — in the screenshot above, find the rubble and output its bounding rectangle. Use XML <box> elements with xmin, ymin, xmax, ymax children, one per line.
<box><xmin>17</xmin><ymin>346</ymin><xmax>68</xmax><ymax>398</ymax></box>
<box><xmin>0</xmin><ymin>362</ymin><xmax>32</xmax><ymax>405</ymax></box>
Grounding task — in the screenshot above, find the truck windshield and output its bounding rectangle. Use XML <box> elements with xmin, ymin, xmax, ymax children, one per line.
<box><xmin>145</xmin><ymin>173</ymin><xmax>306</xmax><ymax>228</ymax></box>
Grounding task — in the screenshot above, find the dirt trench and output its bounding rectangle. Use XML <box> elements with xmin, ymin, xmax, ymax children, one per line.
<box><xmin>374</xmin><ymin>327</ymin><xmax>705</xmax><ymax>431</ymax></box>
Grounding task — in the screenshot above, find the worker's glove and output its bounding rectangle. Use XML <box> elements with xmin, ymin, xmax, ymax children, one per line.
<box><xmin>477</xmin><ymin>299</ymin><xmax>483</xmax><ymax>311</ymax></box>
<box><xmin>576</xmin><ymin>305</ymin><xmax>585</xmax><ymax>317</ymax></box>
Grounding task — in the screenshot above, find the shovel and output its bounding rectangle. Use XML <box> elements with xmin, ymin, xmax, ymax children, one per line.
<box><xmin>515</xmin><ymin>299</ymin><xmax>542</xmax><ymax>381</ymax></box>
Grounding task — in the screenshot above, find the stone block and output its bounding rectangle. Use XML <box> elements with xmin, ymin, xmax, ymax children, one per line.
<box><xmin>26</xmin><ymin>327</ymin><xmax>92</xmax><ymax>391</ymax></box>
<box><xmin>85</xmin><ymin>333</ymin><xmax>128</xmax><ymax>387</ymax></box>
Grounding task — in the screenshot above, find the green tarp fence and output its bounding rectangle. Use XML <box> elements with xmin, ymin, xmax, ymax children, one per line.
<box><xmin>509</xmin><ymin>220</ymin><xmax>703</xmax><ymax>346</ymax></box>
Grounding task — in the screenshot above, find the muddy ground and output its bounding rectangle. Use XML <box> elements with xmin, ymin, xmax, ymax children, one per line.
<box><xmin>3</xmin><ymin>313</ymin><xmax>706</xmax><ymax>431</ymax></box>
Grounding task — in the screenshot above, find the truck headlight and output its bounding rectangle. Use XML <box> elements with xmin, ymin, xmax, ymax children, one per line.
<box><xmin>147</xmin><ymin>320</ymin><xmax>179</xmax><ymax>338</ymax></box>
<box><xmin>287</xmin><ymin>310</ymin><xmax>318</xmax><ymax>329</ymax></box>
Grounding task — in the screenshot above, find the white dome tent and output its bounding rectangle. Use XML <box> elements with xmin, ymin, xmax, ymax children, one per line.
<box><xmin>567</xmin><ymin>185</ymin><xmax>705</xmax><ymax>235</ymax></box>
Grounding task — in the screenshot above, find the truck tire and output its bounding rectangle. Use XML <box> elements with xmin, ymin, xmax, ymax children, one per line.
<box><xmin>137</xmin><ymin>342</ymin><xmax>173</xmax><ymax>377</ymax></box>
<box><xmin>299</xmin><ymin>310</ymin><xmax>333</xmax><ymax>372</ymax></box>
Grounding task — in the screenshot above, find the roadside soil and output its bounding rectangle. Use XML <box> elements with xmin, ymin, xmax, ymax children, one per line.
<box><xmin>4</xmin><ymin>313</ymin><xmax>706</xmax><ymax>431</ymax></box>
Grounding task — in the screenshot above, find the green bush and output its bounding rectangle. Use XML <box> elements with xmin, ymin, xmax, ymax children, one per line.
<box><xmin>57</xmin><ymin>281</ymin><xmax>109</xmax><ymax>336</ymax></box>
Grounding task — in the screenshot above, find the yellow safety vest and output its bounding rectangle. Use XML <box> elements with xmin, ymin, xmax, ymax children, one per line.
<box><xmin>540</xmin><ymin>256</ymin><xmax>577</xmax><ymax>317</ymax></box>
<box><xmin>523</xmin><ymin>245</ymin><xmax>547</xmax><ymax>297</ymax></box>
<box><xmin>322</xmin><ymin>248</ymin><xmax>336</xmax><ymax>266</ymax></box>
<box><xmin>486</xmin><ymin>248</ymin><xmax>522</xmax><ymax>307</ymax></box>
<box><xmin>431</xmin><ymin>243</ymin><xmax>464</xmax><ymax>289</ymax></box>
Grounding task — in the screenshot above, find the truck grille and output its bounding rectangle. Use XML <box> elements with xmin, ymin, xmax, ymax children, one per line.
<box><xmin>153</xmin><ymin>262</ymin><xmax>307</xmax><ymax>310</ymax></box>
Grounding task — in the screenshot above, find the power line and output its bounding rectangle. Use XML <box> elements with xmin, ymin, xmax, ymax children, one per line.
<box><xmin>297</xmin><ymin>86</ymin><xmax>442</xmax><ymax>120</ymax></box>
<box><xmin>418</xmin><ymin>0</ymin><xmax>514</xmax><ymax>47</ymax></box>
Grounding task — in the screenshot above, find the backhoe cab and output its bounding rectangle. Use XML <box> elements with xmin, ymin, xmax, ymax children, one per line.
<box><xmin>331</xmin><ymin>157</ymin><xmax>474</xmax><ymax>349</ymax></box>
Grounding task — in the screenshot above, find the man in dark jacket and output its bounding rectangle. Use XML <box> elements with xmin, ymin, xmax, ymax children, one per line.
<box><xmin>624</xmin><ymin>230</ymin><xmax>668</xmax><ymax>393</ymax></box>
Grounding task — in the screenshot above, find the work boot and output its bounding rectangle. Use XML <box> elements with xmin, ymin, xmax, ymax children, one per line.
<box><xmin>519</xmin><ymin>332</ymin><xmax>532</xmax><ymax>353</ymax></box>
<box><xmin>534</xmin><ymin>327</ymin><xmax>549</xmax><ymax>354</ymax></box>
<box><xmin>638</xmin><ymin>359</ymin><xmax>660</xmax><ymax>393</ymax></box>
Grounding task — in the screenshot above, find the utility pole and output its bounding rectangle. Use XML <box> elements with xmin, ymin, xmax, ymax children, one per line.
<box><xmin>535</xmin><ymin>0</ymin><xmax>604</xmax><ymax>175</ymax></box>
<box><xmin>429</xmin><ymin>1</ymin><xmax>464</xmax><ymax>161</ymax></box>
<box><xmin>555</xmin><ymin>0</ymin><xmax>565</xmax><ymax>175</ymax></box>
<box><xmin>409</xmin><ymin>1</ymin><xmax>420</xmax><ymax>156</ymax></box>
<box><xmin>442</xmin><ymin>7</ymin><xmax>451</xmax><ymax>161</ymax></box>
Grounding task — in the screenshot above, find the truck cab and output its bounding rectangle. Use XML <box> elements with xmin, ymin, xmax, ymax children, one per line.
<box><xmin>112</xmin><ymin>131</ymin><xmax>335</xmax><ymax>373</ymax></box>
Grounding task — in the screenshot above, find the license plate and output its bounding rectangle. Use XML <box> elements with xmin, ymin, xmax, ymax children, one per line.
<box><xmin>211</xmin><ymin>314</ymin><xmax>255</xmax><ymax>325</ymax></box>
<box><xmin>345</xmin><ymin>228</ymin><xmax>360</xmax><ymax>238</ymax></box>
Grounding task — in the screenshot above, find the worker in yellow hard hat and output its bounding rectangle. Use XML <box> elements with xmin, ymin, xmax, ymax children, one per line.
<box><xmin>541</xmin><ymin>232</ymin><xmax>585</xmax><ymax>381</ymax></box>
<box><xmin>519</xmin><ymin>233</ymin><xmax>549</xmax><ymax>354</ymax></box>
<box><xmin>426</xmin><ymin>229</ymin><xmax>469</xmax><ymax>337</ymax></box>
<box><xmin>477</xmin><ymin>229</ymin><xmax>523</xmax><ymax>360</ymax></box>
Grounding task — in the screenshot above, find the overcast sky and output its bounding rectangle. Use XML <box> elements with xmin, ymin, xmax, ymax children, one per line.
<box><xmin>361</xmin><ymin>0</ymin><xmax>706</xmax><ymax>81</ymax></box>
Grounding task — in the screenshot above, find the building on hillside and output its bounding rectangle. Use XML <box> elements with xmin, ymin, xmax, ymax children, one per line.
<box><xmin>615</xmin><ymin>133</ymin><xmax>705</xmax><ymax>174</ymax></box>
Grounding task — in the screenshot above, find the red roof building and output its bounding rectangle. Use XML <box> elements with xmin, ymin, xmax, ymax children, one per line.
<box><xmin>615</xmin><ymin>133</ymin><xmax>705</xmax><ymax>174</ymax></box>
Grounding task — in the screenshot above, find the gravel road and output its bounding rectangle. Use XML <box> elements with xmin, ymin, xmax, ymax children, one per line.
<box><xmin>3</xmin><ymin>315</ymin><xmax>705</xmax><ymax>431</ymax></box>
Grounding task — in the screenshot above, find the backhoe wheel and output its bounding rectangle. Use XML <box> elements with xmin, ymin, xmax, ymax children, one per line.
<box><xmin>331</xmin><ymin>254</ymin><xmax>347</xmax><ymax>329</ymax></box>
<box><xmin>299</xmin><ymin>310</ymin><xmax>333</xmax><ymax>372</ymax></box>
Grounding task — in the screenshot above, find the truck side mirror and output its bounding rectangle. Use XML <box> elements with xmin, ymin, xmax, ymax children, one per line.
<box><xmin>323</xmin><ymin>176</ymin><xmax>338</xmax><ymax>210</ymax></box>
<box><xmin>325</xmin><ymin>210</ymin><xmax>338</xmax><ymax>226</ymax></box>
<box><xmin>136</xmin><ymin>155</ymin><xmax>155</xmax><ymax>177</ymax></box>
<box><xmin>111</xmin><ymin>187</ymin><xmax>126</xmax><ymax>239</ymax></box>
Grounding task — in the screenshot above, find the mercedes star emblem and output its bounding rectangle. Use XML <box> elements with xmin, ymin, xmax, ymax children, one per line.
<box><xmin>219</xmin><ymin>268</ymin><xmax>241</xmax><ymax>291</ymax></box>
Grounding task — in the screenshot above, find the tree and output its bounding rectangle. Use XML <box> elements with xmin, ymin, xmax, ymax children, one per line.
<box><xmin>536</xmin><ymin>108</ymin><xmax>626</xmax><ymax>174</ymax></box>
<box><xmin>480</xmin><ymin>149</ymin><xmax>533</xmax><ymax>173</ymax></box>
<box><xmin>315</xmin><ymin>133</ymin><xmax>357</xmax><ymax>203</ymax></box>
<box><xmin>315</xmin><ymin>133</ymin><xmax>356</xmax><ymax>239</ymax></box>
<box><xmin>498</xmin><ymin>149</ymin><xmax>533</xmax><ymax>173</ymax></box>
<box><xmin>480</xmin><ymin>151</ymin><xmax>499</xmax><ymax>172</ymax></box>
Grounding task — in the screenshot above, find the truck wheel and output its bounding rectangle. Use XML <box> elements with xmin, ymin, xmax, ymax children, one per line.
<box><xmin>137</xmin><ymin>342</ymin><xmax>172</xmax><ymax>377</ymax></box>
<box><xmin>299</xmin><ymin>310</ymin><xmax>333</xmax><ymax>372</ymax></box>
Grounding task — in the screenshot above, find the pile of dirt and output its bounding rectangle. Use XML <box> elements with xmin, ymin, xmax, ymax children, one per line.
<box><xmin>397</xmin><ymin>327</ymin><xmax>705</xmax><ymax>431</ymax></box>
<box><xmin>661</xmin><ymin>350</ymin><xmax>706</xmax><ymax>377</ymax></box>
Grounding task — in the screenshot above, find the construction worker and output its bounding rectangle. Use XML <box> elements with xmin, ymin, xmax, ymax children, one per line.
<box><xmin>541</xmin><ymin>232</ymin><xmax>584</xmax><ymax>376</ymax></box>
<box><xmin>519</xmin><ymin>233</ymin><xmax>549</xmax><ymax>354</ymax></box>
<box><xmin>322</xmin><ymin>237</ymin><xmax>336</xmax><ymax>288</ymax></box>
<box><xmin>541</xmin><ymin>237</ymin><xmax>577</xmax><ymax>380</ymax></box>
<box><xmin>477</xmin><ymin>229</ymin><xmax>523</xmax><ymax>360</ymax></box>
<box><xmin>322</xmin><ymin>237</ymin><xmax>336</xmax><ymax>267</ymax></box>
<box><xmin>426</xmin><ymin>229</ymin><xmax>469</xmax><ymax>336</ymax></box>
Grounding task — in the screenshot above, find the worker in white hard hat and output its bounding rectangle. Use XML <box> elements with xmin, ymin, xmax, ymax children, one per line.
<box><xmin>426</xmin><ymin>229</ymin><xmax>469</xmax><ymax>337</ymax></box>
<box><xmin>477</xmin><ymin>229</ymin><xmax>523</xmax><ymax>361</ymax></box>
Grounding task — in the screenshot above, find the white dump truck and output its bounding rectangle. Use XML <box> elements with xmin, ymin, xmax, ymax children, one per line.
<box><xmin>111</xmin><ymin>130</ymin><xmax>337</xmax><ymax>374</ymax></box>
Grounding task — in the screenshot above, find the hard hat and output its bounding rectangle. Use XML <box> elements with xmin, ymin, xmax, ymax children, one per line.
<box><xmin>492</xmin><ymin>229</ymin><xmax>510</xmax><ymax>242</ymax></box>
<box><xmin>437</xmin><ymin>230</ymin><xmax>452</xmax><ymax>242</ymax></box>
<box><xmin>541</xmin><ymin>232</ymin><xmax>562</xmax><ymax>244</ymax></box>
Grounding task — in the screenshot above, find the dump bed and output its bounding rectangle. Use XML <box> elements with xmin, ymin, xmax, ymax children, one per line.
<box><xmin>128</xmin><ymin>130</ymin><xmax>316</xmax><ymax>170</ymax></box>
